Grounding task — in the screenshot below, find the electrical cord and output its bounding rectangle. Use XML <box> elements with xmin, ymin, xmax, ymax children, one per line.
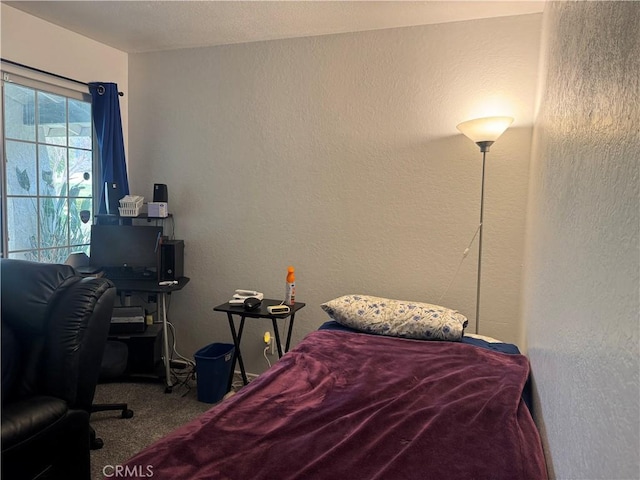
<box><xmin>170</xmin><ymin>364</ymin><xmax>196</xmax><ymax>397</ymax></box>
<box><xmin>163</xmin><ymin>321</ymin><xmax>196</xmax><ymax>395</ymax></box>
<box><xmin>263</xmin><ymin>346</ymin><xmax>272</xmax><ymax>368</ymax></box>
<box><xmin>166</xmin><ymin>320</ymin><xmax>196</xmax><ymax>367</ymax></box>
<box><xmin>164</xmin><ymin>312</ymin><xmax>199</xmax><ymax>397</ymax></box>
<box><xmin>231</xmin><ymin>379</ymin><xmax>245</xmax><ymax>390</ymax></box>
<box><xmin>231</xmin><ymin>371</ymin><xmax>253</xmax><ymax>390</ymax></box>
<box><xmin>163</xmin><ymin>299</ymin><xmax>191</xmax><ymax>364</ymax></box>
<box><xmin>437</xmin><ymin>223</ymin><xmax>482</xmax><ymax>305</ymax></box>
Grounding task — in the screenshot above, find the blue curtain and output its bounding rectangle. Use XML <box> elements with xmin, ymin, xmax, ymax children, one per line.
<box><xmin>89</xmin><ymin>82</ymin><xmax>129</xmax><ymax>214</ymax></box>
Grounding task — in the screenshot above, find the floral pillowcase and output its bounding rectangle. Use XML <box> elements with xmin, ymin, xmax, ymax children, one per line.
<box><xmin>321</xmin><ymin>294</ymin><xmax>468</xmax><ymax>342</ymax></box>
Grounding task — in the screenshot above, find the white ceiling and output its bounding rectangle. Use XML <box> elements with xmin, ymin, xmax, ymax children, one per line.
<box><xmin>5</xmin><ymin>1</ymin><xmax>545</xmax><ymax>54</ymax></box>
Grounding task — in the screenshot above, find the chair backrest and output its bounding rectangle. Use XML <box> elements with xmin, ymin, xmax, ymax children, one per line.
<box><xmin>2</xmin><ymin>259</ymin><xmax>78</xmax><ymax>335</ymax></box>
<box><xmin>1</xmin><ymin>259</ymin><xmax>116</xmax><ymax>410</ymax></box>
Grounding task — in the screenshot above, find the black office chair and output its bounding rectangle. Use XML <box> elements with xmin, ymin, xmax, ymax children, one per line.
<box><xmin>65</xmin><ymin>253</ymin><xmax>135</xmax><ymax>449</ymax></box>
<box><xmin>90</xmin><ymin>341</ymin><xmax>134</xmax><ymax>449</ymax></box>
<box><xmin>1</xmin><ymin>259</ymin><xmax>116</xmax><ymax>479</ymax></box>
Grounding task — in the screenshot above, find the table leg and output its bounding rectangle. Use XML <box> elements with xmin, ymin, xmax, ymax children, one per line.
<box><xmin>227</xmin><ymin>313</ymin><xmax>249</xmax><ymax>386</ymax></box>
<box><xmin>160</xmin><ymin>293</ymin><xmax>173</xmax><ymax>393</ymax></box>
<box><xmin>285</xmin><ymin>313</ymin><xmax>297</xmax><ymax>353</ymax></box>
<box><xmin>271</xmin><ymin>318</ymin><xmax>284</xmax><ymax>358</ymax></box>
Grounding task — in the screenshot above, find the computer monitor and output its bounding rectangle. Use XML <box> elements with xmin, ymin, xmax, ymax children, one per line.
<box><xmin>90</xmin><ymin>225</ymin><xmax>163</xmax><ymax>270</ymax></box>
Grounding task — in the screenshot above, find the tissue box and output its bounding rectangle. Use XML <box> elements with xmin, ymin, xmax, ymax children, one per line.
<box><xmin>147</xmin><ymin>202</ymin><xmax>168</xmax><ymax>218</ymax></box>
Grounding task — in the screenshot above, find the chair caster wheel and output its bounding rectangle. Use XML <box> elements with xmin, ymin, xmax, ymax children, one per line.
<box><xmin>122</xmin><ymin>409</ymin><xmax>134</xmax><ymax>419</ymax></box>
<box><xmin>164</xmin><ymin>386</ymin><xmax>173</xmax><ymax>394</ymax></box>
<box><xmin>91</xmin><ymin>437</ymin><xmax>104</xmax><ymax>450</ymax></box>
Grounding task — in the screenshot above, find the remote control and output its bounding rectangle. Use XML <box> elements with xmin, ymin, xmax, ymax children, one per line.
<box><xmin>235</xmin><ymin>289</ymin><xmax>260</xmax><ymax>297</ymax></box>
<box><xmin>233</xmin><ymin>292</ymin><xmax>264</xmax><ymax>301</ymax></box>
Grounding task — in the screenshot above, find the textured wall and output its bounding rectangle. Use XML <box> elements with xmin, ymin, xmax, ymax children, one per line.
<box><xmin>524</xmin><ymin>2</ymin><xmax>640</xmax><ymax>478</ymax></box>
<box><xmin>127</xmin><ymin>14</ymin><xmax>541</xmax><ymax>373</ymax></box>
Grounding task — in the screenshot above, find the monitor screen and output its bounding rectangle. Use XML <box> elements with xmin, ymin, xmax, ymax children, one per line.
<box><xmin>90</xmin><ymin>225</ymin><xmax>163</xmax><ymax>269</ymax></box>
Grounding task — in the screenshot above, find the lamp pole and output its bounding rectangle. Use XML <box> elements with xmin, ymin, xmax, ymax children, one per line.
<box><xmin>475</xmin><ymin>142</ymin><xmax>492</xmax><ymax>334</ymax></box>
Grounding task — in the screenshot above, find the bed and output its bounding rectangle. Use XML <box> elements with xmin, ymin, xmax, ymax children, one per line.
<box><xmin>119</xmin><ymin>295</ymin><xmax>547</xmax><ymax>480</ymax></box>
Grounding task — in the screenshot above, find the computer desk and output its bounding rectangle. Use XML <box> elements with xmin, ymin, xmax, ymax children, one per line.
<box><xmin>107</xmin><ymin>276</ymin><xmax>190</xmax><ymax>393</ymax></box>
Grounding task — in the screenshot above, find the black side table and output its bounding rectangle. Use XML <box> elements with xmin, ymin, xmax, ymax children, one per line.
<box><xmin>213</xmin><ymin>299</ymin><xmax>305</xmax><ymax>387</ymax></box>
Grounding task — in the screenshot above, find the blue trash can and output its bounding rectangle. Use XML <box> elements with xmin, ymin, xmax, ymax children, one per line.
<box><xmin>194</xmin><ymin>343</ymin><xmax>235</xmax><ymax>403</ymax></box>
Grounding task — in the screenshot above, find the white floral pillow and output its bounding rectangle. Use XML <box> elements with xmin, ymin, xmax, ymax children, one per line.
<box><xmin>321</xmin><ymin>294</ymin><xmax>468</xmax><ymax>341</ymax></box>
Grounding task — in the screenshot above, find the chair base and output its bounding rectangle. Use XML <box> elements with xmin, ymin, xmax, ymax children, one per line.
<box><xmin>90</xmin><ymin>403</ymin><xmax>134</xmax><ymax>450</ymax></box>
<box><xmin>91</xmin><ymin>403</ymin><xmax>133</xmax><ymax>417</ymax></box>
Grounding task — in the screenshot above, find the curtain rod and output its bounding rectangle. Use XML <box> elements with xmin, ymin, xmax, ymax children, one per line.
<box><xmin>1</xmin><ymin>58</ymin><xmax>124</xmax><ymax>96</ymax></box>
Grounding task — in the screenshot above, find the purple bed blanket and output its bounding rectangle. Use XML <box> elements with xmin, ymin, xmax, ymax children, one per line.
<box><xmin>120</xmin><ymin>330</ymin><xmax>547</xmax><ymax>479</ymax></box>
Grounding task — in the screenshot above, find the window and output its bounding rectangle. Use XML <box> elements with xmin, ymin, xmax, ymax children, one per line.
<box><xmin>1</xmin><ymin>72</ymin><xmax>96</xmax><ymax>263</ymax></box>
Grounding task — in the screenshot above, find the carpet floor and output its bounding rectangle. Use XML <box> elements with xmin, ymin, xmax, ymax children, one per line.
<box><xmin>89</xmin><ymin>376</ymin><xmax>233</xmax><ymax>479</ymax></box>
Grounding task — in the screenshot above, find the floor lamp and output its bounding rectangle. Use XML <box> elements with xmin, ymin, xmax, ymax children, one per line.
<box><xmin>456</xmin><ymin>116</ymin><xmax>513</xmax><ymax>334</ymax></box>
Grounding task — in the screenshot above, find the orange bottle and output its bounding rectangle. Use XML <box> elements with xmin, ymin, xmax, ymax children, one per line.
<box><xmin>285</xmin><ymin>266</ymin><xmax>295</xmax><ymax>305</ymax></box>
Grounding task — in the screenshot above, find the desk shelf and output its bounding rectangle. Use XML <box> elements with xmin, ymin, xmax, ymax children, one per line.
<box><xmin>95</xmin><ymin>213</ymin><xmax>173</xmax><ymax>225</ymax></box>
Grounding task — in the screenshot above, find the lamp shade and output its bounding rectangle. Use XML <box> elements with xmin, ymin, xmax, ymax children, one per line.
<box><xmin>456</xmin><ymin>116</ymin><xmax>514</xmax><ymax>143</ymax></box>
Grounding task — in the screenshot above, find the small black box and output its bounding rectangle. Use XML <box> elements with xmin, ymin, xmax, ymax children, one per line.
<box><xmin>158</xmin><ymin>239</ymin><xmax>184</xmax><ymax>281</ymax></box>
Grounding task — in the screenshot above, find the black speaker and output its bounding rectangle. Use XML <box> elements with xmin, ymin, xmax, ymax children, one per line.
<box><xmin>153</xmin><ymin>184</ymin><xmax>168</xmax><ymax>203</ymax></box>
<box><xmin>158</xmin><ymin>240</ymin><xmax>184</xmax><ymax>281</ymax></box>
<box><xmin>104</xmin><ymin>182</ymin><xmax>122</xmax><ymax>215</ymax></box>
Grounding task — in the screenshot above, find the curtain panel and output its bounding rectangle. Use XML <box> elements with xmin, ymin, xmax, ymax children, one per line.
<box><xmin>89</xmin><ymin>82</ymin><xmax>129</xmax><ymax>214</ymax></box>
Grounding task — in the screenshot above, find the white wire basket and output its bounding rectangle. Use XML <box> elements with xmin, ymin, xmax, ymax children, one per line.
<box><xmin>118</xmin><ymin>195</ymin><xmax>144</xmax><ymax>217</ymax></box>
